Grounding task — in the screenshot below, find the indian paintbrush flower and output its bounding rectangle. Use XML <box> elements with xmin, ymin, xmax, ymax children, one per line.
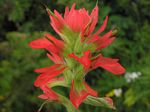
<box><xmin>29</xmin><ymin>3</ymin><xmax>125</xmax><ymax>111</ymax></box>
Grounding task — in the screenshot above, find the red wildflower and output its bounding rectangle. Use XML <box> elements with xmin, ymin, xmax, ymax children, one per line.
<box><xmin>29</xmin><ymin>3</ymin><xmax>126</xmax><ymax>111</ymax></box>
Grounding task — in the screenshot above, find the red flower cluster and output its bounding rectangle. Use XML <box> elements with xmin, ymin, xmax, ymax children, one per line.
<box><xmin>29</xmin><ymin>4</ymin><xmax>125</xmax><ymax>109</ymax></box>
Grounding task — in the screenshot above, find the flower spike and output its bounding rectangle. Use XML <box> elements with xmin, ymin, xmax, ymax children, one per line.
<box><xmin>29</xmin><ymin>3</ymin><xmax>125</xmax><ymax>112</ymax></box>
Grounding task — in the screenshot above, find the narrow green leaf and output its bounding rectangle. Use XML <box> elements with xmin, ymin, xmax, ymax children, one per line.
<box><xmin>84</xmin><ymin>95</ymin><xmax>115</xmax><ymax>109</ymax></box>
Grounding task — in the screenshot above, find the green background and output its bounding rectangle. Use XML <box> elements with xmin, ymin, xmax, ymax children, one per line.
<box><xmin>0</xmin><ymin>0</ymin><xmax>150</xmax><ymax>112</ymax></box>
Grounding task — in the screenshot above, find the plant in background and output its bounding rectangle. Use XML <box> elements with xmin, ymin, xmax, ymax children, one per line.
<box><xmin>124</xmin><ymin>72</ymin><xmax>141</xmax><ymax>83</ymax></box>
<box><xmin>29</xmin><ymin>3</ymin><xmax>125</xmax><ymax>112</ymax></box>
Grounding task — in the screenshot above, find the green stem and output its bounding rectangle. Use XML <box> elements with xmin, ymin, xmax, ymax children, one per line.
<box><xmin>59</xmin><ymin>94</ymin><xmax>77</xmax><ymax>112</ymax></box>
<box><xmin>38</xmin><ymin>100</ymin><xmax>49</xmax><ymax>112</ymax></box>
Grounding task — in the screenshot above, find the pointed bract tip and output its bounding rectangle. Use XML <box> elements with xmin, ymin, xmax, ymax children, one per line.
<box><xmin>112</xmin><ymin>29</ymin><xmax>118</xmax><ymax>35</ymax></box>
<box><xmin>40</xmin><ymin>3</ymin><xmax>54</xmax><ymax>16</ymax></box>
<box><xmin>104</xmin><ymin>97</ymin><xmax>116</xmax><ymax>109</ymax></box>
<box><xmin>40</xmin><ymin>3</ymin><xmax>47</xmax><ymax>10</ymax></box>
<box><xmin>45</xmin><ymin>7</ymin><xmax>55</xmax><ymax>17</ymax></box>
<box><xmin>72</xmin><ymin>3</ymin><xmax>76</xmax><ymax>8</ymax></box>
<box><xmin>96</xmin><ymin>0</ymin><xmax>99</xmax><ymax>6</ymax></box>
<box><xmin>84</xmin><ymin>50</ymin><xmax>91</xmax><ymax>55</ymax></box>
<box><xmin>105</xmin><ymin>15</ymin><xmax>109</xmax><ymax>21</ymax></box>
<box><xmin>70</xmin><ymin>3</ymin><xmax>76</xmax><ymax>11</ymax></box>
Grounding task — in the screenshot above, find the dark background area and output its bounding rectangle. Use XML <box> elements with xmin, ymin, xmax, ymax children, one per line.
<box><xmin>0</xmin><ymin>0</ymin><xmax>150</xmax><ymax>112</ymax></box>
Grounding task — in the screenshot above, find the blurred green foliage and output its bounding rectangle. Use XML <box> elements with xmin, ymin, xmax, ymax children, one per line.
<box><xmin>0</xmin><ymin>0</ymin><xmax>150</xmax><ymax>112</ymax></box>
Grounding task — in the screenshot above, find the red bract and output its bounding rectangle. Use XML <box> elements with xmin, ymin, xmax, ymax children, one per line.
<box><xmin>29</xmin><ymin>33</ymin><xmax>64</xmax><ymax>64</ymax></box>
<box><xmin>29</xmin><ymin>33</ymin><xmax>64</xmax><ymax>53</ymax></box>
<box><xmin>91</xmin><ymin>54</ymin><xmax>125</xmax><ymax>75</ymax></box>
<box><xmin>34</xmin><ymin>64</ymin><xmax>61</xmax><ymax>73</ymax></box>
<box><xmin>47</xmin><ymin>53</ymin><xmax>64</xmax><ymax>64</ymax></box>
<box><xmin>38</xmin><ymin>86</ymin><xmax>58</xmax><ymax>101</ymax></box>
<box><xmin>45</xmin><ymin>33</ymin><xmax>64</xmax><ymax>50</ymax></box>
<box><xmin>104</xmin><ymin>97</ymin><xmax>114</xmax><ymax>107</ymax></box>
<box><xmin>34</xmin><ymin>65</ymin><xmax>66</xmax><ymax>87</ymax></box>
<box><xmin>69</xmin><ymin>51</ymin><xmax>125</xmax><ymax>75</ymax></box>
<box><xmin>88</xmin><ymin>30</ymin><xmax>115</xmax><ymax>51</ymax></box>
<box><xmin>38</xmin><ymin>76</ymin><xmax>65</xmax><ymax>100</ymax></box>
<box><xmin>70</xmin><ymin>80</ymin><xmax>97</xmax><ymax>108</ymax></box>
<box><xmin>69</xmin><ymin>50</ymin><xmax>91</xmax><ymax>71</ymax></box>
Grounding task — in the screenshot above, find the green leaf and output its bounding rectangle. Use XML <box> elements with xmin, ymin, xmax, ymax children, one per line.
<box><xmin>84</xmin><ymin>96</ymin><xmax>115</xmax><ymax>109</ymax></box>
